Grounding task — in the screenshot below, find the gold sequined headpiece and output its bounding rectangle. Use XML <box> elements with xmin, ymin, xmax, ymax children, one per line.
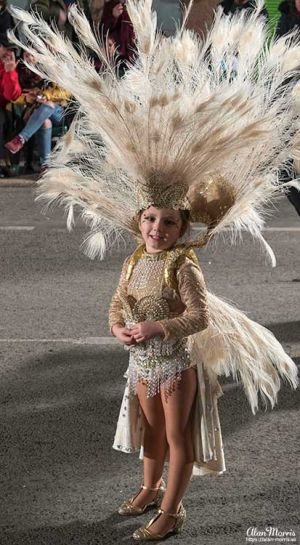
<box><xmin>136</xmin><ymin>173</ymin><xmax>191</xmax><ymax>212</ymax></box>
<box><xmin>188</xmin><ymin>176</ymin><xmax>236</xmax><ymax>226</ymax></box>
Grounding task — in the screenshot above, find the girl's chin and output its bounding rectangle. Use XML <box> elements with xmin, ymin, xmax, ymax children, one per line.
<box><xmin>145</xmin><ymin>239</ymin><xmax>174</xmax><ymax>252</ymax></box>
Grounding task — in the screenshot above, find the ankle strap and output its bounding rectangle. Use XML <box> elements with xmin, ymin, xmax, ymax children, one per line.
<box><xmin>141</xmin><ymin>485</ymin><xmax>159</xmax><ymax>491</ymax></box>
<box><xmin>141</xmin><ymin>479</ymin><xmax>164</xmax><ymax>492</ymax></box>
<box><xmin>158</xmin><ymin>504</ymin><xmax>182</xmax><ymax>518</ymax></box>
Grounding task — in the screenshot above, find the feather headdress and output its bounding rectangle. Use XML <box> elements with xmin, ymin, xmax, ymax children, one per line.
<box><xmin>8</xmin><ymin>1</ymin><xmax>298</xmax><ymax>411</ymax></box>
<box><xmin>9</xmin><ymin>0</ymin><xmax>300</xmax><ymax>260</ymax></box>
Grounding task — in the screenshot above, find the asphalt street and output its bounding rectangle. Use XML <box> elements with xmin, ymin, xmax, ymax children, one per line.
<box><xmin>0</xmin><ymin>186</ymin><xmax>299</xmax><ymax>545</ymax></box>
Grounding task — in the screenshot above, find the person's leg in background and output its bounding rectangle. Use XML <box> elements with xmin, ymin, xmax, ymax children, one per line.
<box><xmin>49</xmin><ymin>104</ymin><xmax>64</xmax><ymax>127</ymax></box>
<box><xmin>37</xmin><ymin>105</ymin><xmax>65</xmax><ymax>170</ymax></box>
<box><xmin>5</xmin><ymin>103</ymin><xmax>57</xmax><ymax>154</ymax></box>
<box><xmin>287</xmin><ymin>186</ymin><xmax>300</xmax><ymax>216</ymax></box>
<box><xmin>279</xmin><ymin>159</ymin><xmax>300</xmax><ymax>217</ymax></box>
<box><xmin>36</xmin><ymin>118</ymin><xmax>52</xmax><ymax>170</ymax></box>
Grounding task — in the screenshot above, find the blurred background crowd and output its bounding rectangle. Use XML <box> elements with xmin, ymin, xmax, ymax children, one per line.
<box><xmin>0</xmin><ymin>0</ymin><xmax>300</xmax><ymax>213</ymax></box>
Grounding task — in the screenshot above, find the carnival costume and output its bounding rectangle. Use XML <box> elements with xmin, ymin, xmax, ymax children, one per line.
<box><xmin>9</xmin><ymin>0</ymin><xmax>299</xmax><ymax>477</ymax></box>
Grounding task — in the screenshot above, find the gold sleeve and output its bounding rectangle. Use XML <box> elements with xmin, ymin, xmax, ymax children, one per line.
<box><xmin>108</xmin><ymin>257</ymin><xmax>129</xmax><ymax>332</ymax></box>
<box><xmin>158</xmin><ymin>259</ymin><xmax>209</xmax><ymax>340</ymax></box>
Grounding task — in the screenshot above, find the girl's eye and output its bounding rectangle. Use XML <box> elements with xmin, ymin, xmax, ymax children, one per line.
<box><xmin>144</xmin><ymin>216</ymin><xmax>156</xmax><ymax>222</ymax></box>
<box><xmin>165</xmin><ymin>219</ymin><xmax>176</xmax><ymax>225</ymax></box>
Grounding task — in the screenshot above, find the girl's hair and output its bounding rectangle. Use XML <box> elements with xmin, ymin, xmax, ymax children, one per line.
<box><xmin>179</xmin><ymin>209</ymin><xmax>190</xmax><ymax>233</ymax></box>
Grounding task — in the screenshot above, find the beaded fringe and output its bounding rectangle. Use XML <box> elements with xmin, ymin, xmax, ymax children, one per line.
<box><xmin>127</xmin><ymin>355</ymin><xmax>189</xmax><ymax>398</ymax></box>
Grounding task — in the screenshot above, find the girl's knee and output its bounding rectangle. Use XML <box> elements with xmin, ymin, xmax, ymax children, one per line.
<box><xmin>43</xmin><ymin>119</ymin><xmax>52</xmax><ymax>128</ymax></box>
<box><xmin>144</xmin><ymin>422</ymin><xmax>166</xmax><ymax>442</ymax></box>
<box><xmin>166</xmin><ymin>425</ymin><xmax>192</xmax><ymax>448</ymax></box>
<box><xmin>167</xmin><ymin>428</ymin><xmax>195</xmax><ymax>461</ymax></box>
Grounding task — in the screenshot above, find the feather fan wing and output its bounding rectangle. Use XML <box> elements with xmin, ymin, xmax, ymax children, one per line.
<box><xmin>190</xmin><ymin>292</ymin><xmax>299</xmax><ymax>414</ymax></box>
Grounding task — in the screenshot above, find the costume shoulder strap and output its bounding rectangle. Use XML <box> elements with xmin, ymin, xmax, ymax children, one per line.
<box><xmin>164</xmin><ymin>245</ymin><xmax>200</xmax><ymax>291</ymax></box>
<box><xmin>125</xmin><ymin>244</ymin><xmax>145</xmax><ymax>282</ymax></box>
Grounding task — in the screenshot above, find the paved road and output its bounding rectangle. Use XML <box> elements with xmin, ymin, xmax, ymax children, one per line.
<box><xmin>0</xmin><ymin>187</ymin><xmax>299</xmax><ymax>545</ymax></box>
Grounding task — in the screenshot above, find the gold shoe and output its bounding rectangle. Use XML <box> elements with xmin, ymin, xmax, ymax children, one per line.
<box><xmin>132</xmin><ymin>503</ymin><xmax>186</xmax><ymax>541</ymax></box>
<box><xmin>118</xmin><ymin>479</ymin><xmax>166</xmax><ymax>516</ymax></box>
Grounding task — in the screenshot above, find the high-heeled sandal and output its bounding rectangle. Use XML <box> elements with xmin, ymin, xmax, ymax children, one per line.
<box><xmin>132</xmin><ymin>503</ymin><xmax>186</xmax><ymax>541</ymax></box>
<box><xmin>118</xmin><ymin>479</ymin><xmax>166</xmax><ymax>516</ymax></box>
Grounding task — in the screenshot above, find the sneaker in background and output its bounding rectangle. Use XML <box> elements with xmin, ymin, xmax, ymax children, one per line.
<box><xmin>5</xmin><ymin>135</ymin><xmax>25</xmax><ymax>154</ymax></box>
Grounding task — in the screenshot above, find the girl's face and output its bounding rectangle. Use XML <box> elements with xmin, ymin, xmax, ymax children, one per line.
<box><xmin>139</xmin><ymin>206</ymin><xmax>183</xmax><ymax>253</ymax></box>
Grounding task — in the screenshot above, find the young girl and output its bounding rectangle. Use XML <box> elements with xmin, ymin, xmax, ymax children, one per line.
<box><xmin>12</xmin><ymin>0</ymin><xmax>299</xmax><ymax>542</ymax></box>
<box><xmin>109</xmin><ymin>204</ymin><xmax>225</xmax><ymax>540</ymax></box>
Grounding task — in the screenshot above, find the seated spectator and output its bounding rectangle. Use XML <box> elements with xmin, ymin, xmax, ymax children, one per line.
<box><xmin>276</xmin><ymin>0</ymin><xmax>300</xmax><ymax>36</ymax></box>
<box><xmin>220</xmin><ymin>0</ymin><xmax>269</xmax><ymax>19</ymax></box>
<box><xmin>0</xmin><ymin>33</ymin><xmax>21</xmax><ymax>178</ymax></box>
<box><xmin>30</xmin><ymin>0</ymin><xmax>92</xmax><ymax>41</ymax></box>
<box><xmin>5</xmin><ymin>52</ymin><xmax>71</xmax><ymax>171</ymax></box>
<box><xmin>30</xmin><ymin>0</ymin><xmax>68</xmax><ymax>30</ymax></box>
<box><xmin>0</xmin><ymin>0</ymin><xmax>16</xmax><ymax>36</ymax></box>
<box><xmin>100</xmin><ymin>0</ymin><xmax>135</xmax><ymax>66</ymax></box>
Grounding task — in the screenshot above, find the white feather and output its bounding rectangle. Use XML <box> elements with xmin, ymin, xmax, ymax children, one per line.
<box><xmin>66</xmin><ymin>204</ymin><xmax>75</xmax><ymax>232</ymax></box>
<box><xmin>81</xmin><ymin>231</ymin><xmax>106</xmax><ymax>260</ymax></box>
<box><xmin>191</xmin><ymin>292</ymin><xmax>299</xmax><ymax>415</ymax></box>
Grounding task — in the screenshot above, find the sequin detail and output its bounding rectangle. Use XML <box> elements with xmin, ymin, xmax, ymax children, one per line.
<box><xmin>127</xmin><ymin>333</ymin><xmax>191</xmax><ymax>397</ymax></box>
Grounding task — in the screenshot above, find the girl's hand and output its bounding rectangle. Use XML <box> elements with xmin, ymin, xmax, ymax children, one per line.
<box><xmin>130</xmin><ymin>321</ymin><xmax>164</xmax><ymax>343</ymax></box>
<box><xmin>112</xmin><ymin>324</ymin><xmax>136</xmax><ymax>346</ymax></box>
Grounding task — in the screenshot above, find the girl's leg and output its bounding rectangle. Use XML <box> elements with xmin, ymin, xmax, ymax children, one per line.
<box><xmin>19</xmin><ymin>104</ymin><xmax>55</xmax><ymax>142</ymax></box>
<box><xmin>37</xmin><ymin>119</ymin><xmax>52</xmax><ymax>166</ymax></box>
<box><xmin>145</xmin><ymin>367</ymin><xmax>197</xmax><ymax>535</ymax></box>
<box><xmin>131</xmin><ymin>381</ymin><xmax>168</xmax><ymax>509</ymax></box>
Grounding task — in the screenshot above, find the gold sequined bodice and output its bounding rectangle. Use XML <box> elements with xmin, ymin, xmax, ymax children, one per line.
<box><xmin>129</xmin><ymin>254</ymin><xmax>166</xmax><ymax>297</ymax></box>
<box><xmin>125</xmin><ymin>253</ymin><xmax>180</xmax><ymax>323</ymax></box>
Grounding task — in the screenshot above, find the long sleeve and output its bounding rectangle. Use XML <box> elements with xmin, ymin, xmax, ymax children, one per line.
<box><xmin>1</xmin><ymin>70</ymin><xmax>21</xmax><ymax>103</ymax></box>
<box><xmin>158</xmin><ymin>259</ymin><xmax>209</xmax><ymax>341</ymax></box>
<box><xmin>108</xmin><ymin>257</ymin><xmax>129</xmax><ymax>332</ymax></box>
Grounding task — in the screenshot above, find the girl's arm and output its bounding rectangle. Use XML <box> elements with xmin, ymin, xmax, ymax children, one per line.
<box><xmin>158</xmin><ymin>258</ymin><xmax>209</xmax><ymax>340</ymax></box>
<box><xmin>108</xmin><ymin>257</ymin><xmax>129</xmax><ymax>332</ymax></box>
